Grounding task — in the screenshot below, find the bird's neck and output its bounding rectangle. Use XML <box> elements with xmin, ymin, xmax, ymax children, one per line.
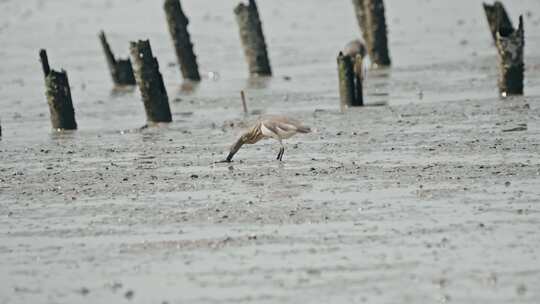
<box><xmin>245</xmin><ymin>123</ymin><xmax>263</xmax><ymax>143</ymax></box>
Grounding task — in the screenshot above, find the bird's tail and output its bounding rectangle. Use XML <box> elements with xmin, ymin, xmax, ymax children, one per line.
<box><xmin>296</xmin><ymin>125</ymin><xmax>311</xmax><ymax>133</ymax></box>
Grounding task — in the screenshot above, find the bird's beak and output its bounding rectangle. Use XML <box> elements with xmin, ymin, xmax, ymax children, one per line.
<box><xmin>226</xmin><ymin>137</ymin><xmax>245</xmax><ymax>162</ymax></box>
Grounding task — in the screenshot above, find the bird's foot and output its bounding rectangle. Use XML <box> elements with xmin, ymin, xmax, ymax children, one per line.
<box><xmin>276</xmin><ymin>147</ymin><xmax>284</xmax><ymax>161</ymax></box>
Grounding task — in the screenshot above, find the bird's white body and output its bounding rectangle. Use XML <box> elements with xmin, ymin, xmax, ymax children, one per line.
<box><xmin>260</xmin><ymin>121</ymin><xmax>298</xmax><ymax>140</ymax></box>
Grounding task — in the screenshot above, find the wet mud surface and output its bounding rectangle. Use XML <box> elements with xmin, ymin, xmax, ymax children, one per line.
<box><xmin>1</xmin><ymin>0</ymin><xmax>540</xmax><ymax>303</ymax></box>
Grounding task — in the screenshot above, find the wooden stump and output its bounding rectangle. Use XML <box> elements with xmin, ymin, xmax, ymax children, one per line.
<box><xmin>496</xmin><ymin>16</ymin><xmax>524</xmax><ymax>96</ymax></box>
<box><xmin>234</xmin><ymin>0</ymin><xmax>272</xmax><ymax>76</ymax></box>
<box><xmin>164</xmin><ymin>0</ymin><xmax>201</xmax><ymax>81</ymax></box>
<box><xmin>337</xmin><ymin>52</ymin><xmax>356</xmax><ymax>111</ymax></box>
<box><xmin>351</xmin><ymin>0</ymin><xmax>371</xmax><ymax>54</ymax></box>
<box><xmin>353</xmin><ymin>55</ymin><xmax>364</xmax><ymax>106</ymax></box>
<box><xmin>99</xmin><ymin>31</ymin><xmax>136</xmax><ymax>86</ymax></box>
<box><xmin>352</xmin><ymin>0</ymin><xmax>391</xmax><ymax>67</ymax></box>
<box><xmin>129</xmin><ymin>40</ymin><xmax>172</xmax><ymax>123</ymax></box>
<box><xmin>39</xmin><ymin>49</ymin><xmax>77</xmax><ymax>130</ymax></box>
<box><xmin>483</xmin><ymin>1</ymin><xmax>514</xmax><ymax>43</ymax></box>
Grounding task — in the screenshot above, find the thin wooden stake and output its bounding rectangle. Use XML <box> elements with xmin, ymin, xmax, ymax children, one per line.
<box><xmin>234</xmin><ymin>0</ymin><xmax>272</xmax><ymax>76</ymax></box>
<box><xmin>39</xmin><ymin>49</ymin><xmax>77</xmax><ymax>130</ymax></box>
<box><xmin>240</xmin><ymin>90</ymin><xmax>248</xmax><ymax>114</ymax></box>
<box><xmin>130</xmin><ymin>40</ymin><xmax>172</xmax><ymax>123</ymax></box>
<box><xmin>164</xmin><ymin>0</ymin><xmax>201</xmax><ymax>81</ymax></box>
<box><xmin>39</xmin><ymin>49</ymin><xmax>50</xmax><ymax>77</ymax></box>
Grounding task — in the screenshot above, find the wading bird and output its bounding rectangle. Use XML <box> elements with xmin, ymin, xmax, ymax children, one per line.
<box><xmin>225</xmin><ymin>115</ymin><xmax>311</xmax><ymax>162</ymax></box>
<box><xmin>342</xmin><ymin>39</ymin><xmax>367</xmax><ymax>59</ymax></box>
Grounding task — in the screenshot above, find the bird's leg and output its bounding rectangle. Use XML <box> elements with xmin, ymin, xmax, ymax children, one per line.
<box><xmin>277</xmin><ymin>141</ymin><xmax>285</xmax><ymax>161</ymax></box>
<box><xmin>276</xmin><ymin>147</ymin><xmax>282</xmax><ymax>160</ymax></box>
<box><xmin>275</xmin><ymin>141</ymin><xmax>283</xmax><ymax>160</ymax></box>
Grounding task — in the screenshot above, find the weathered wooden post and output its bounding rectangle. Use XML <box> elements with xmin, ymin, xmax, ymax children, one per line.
<box><xmin>353</xmin><ymin>55</ymin><xmax>364</xmax><ymax>106</ymax></box>
<box><xmin>351</xmin><ymin>0</ymin><xmax>391</xmax><ymax>67</ymax></box>
<box><xmin>129</xmin><ymin>40</ymin><xmax>172</xmax><ymax>123</ymax></box>
<box><xmin>164</xmin><ymin>0</ymin><xmax>201</xmax><ymax>81</ymax></box>
<box><xmin>234</xmin><ymin>0</ymin><xmax>272</xmax><ymax>76</ymax></box>
<box><xmin>496</xmin><ymin>15</ymin><xmax>524</xmax><ymax>96</ymax></box>
<box><xmin>99</xmin><ymin>31</ymin><xmax>136</xmax><ymax>86</ymax></box>
<box><xmin>365</xmin><ymin>0</ymin><xmax>391</xmax><ymax>66</ymax></box>
<box><xmin>337</xmin><ymin>52</ymin><xmax>356</xmax><ymax>111</ymax></box>
<box><xmin>39</xmin><ymin>49</ymin><xmax>77</xmax><ymax>130</ymax></box>
<box><xmin>351</xmin><ymin>1</ymin><xmax>370</xmax><ymax>53</ymax></box>
<box><xmin>483</xmin><ymin>1</ymin><xmax>514</xmax><ymax>43</ymax></box>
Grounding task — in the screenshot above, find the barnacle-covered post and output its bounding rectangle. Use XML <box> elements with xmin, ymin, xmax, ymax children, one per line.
<box><xmin>337</xmin><ymin>52</ymin><xmax>356</xmax><ymax>111</ymax></box>
<box><xmin>39</xmin><ymin>49</ymin><xmax>78</xmax><ymax>130</ymax></box>
<box><xmin>130</xmin><ymin>40</ymin><xmax>172</xmax><ymax>123</ymax></box>
<box><xmin>99</xmin><ymin>31</ymin><xmax>136</xmax><ymax>86</ymax></box>
<box><xmin>352</xmin><ymin>0</ymin><xmax>391</xmax><ymax>67</ymax></box>
<box><xmin>353</xmin><ymin>54</ymin><xmax>364</xmax><ymax>106</ymax></box>
<box><xmin>351</xmin><ymin>0</ymin><xmax>370</xmax><ymax>55</ymax></box>
<box><xmin>483</xmin><ymin>1</ymin><xmax>514</xmax><ymax>43</ymax></box>
<box><xmin>164</xmin><ymin>0</ymin><xmax>201</xmax><ymax>81</ymax></box>
<box><xmin>234</xmin><ymin>0</ymin><xmax>272</xmax><ymax>76</ymax></box>
<box><xmin>496</xmin><ymin>16</ymin><xmax>524</xmax><ymax>97</ymax></box>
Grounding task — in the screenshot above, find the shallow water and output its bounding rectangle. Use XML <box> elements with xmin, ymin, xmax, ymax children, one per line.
<box><xmin>1</xmin><ymin>0</ymin><xmax>540</xmax><ymax>303</ymax></box>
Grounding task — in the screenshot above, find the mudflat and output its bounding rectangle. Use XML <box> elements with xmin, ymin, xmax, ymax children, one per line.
<box><xmin>1</xmin><ymin>0</ymin><xmax>539</xmax><ymax>303</ymax></box>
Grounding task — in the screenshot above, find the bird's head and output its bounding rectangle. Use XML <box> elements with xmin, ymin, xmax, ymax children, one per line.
<box><xmin>225</xmin><ymin>135</ymin><xmax>247</xmax><ymax>162</ymax></box>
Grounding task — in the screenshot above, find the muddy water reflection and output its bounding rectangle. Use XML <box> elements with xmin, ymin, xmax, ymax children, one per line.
<box><xmin>246</xmin><ymin>76</ymin><xmax>272</xmax><ymax>90</ymax></box>
<box><xmin>365</xmin><ymin>68</ymin><xmax>391</xmax><ymax>106</ymax></box>
<box><xmin>48</xmin><ymin>129</ymin><xmax>78</xmax><ymax>141</ymax></box>
<box><xmin>179</xmin><ymin>80</ymin><xmax>200</xmax><ymax>95</ymax></box>
<box><xmin>110</xmin><ymin>86</ymin><xmax>136</xmax><ymax>97</ymax></box>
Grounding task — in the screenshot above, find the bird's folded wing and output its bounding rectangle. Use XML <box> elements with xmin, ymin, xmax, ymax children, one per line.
<box><xmin>263</xmin><ymin>120</ymin><xmax>298</xmax><ymax>133</ymax></box>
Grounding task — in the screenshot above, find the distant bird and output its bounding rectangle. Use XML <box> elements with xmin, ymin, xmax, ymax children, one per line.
<box><xmin>225</xmin><ymin>115</ymin><xmax>311</xmax><ymax>162</ymax></box>
<box><xmin>342</xmin><ymin>39</ymin><xmax>367</xmax><ymax>59</ymax></box>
